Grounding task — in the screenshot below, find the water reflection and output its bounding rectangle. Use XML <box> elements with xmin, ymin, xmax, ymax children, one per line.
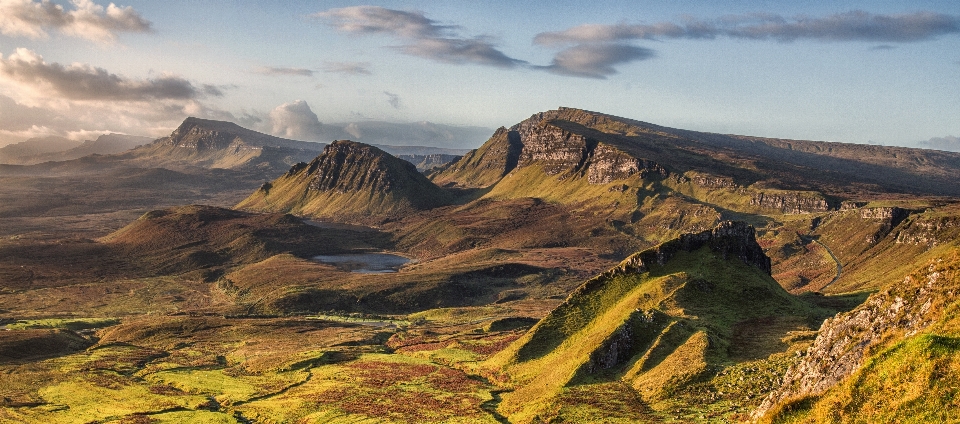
<box><xmin>312</xmin><ymin>253</ymin><xmax>412</xmax><ymax>273</ymax></box>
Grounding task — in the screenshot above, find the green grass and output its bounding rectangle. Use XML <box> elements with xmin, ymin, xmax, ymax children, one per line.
<box><xmin>5</xmin><ymin>317</ymin><xmax>120</xmax><ymax>331</ymax></box>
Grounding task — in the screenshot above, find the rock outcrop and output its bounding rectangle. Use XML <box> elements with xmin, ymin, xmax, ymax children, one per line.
<box><xmin>608</xmin><ymin>220</ymin><xmax>771</xmax><ymax>277</ymax></box>
<box><xmin>237</xmin><ymin>140</ymin><xmax>451</xmax><ymax>221</ymax></box>
<box><xmin>750</xmin><ymin>192</ymin><xmax>831</xmax><ymax>214</ymax></box>
<box><xmin>753</xmin><ymin>253</ymin><xmax>959</xmax><ymax>418</ymax></box>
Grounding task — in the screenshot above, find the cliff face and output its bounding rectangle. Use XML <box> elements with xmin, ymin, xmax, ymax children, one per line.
<box><xmin>610</xmin><ymin>220</ymin><xmax>771</xmax><ymax>277</ymax></box>
<box><xmin>753</xmin><ymin>251</ymin><xmax>960</xmax><ymax>419</ymax></box>
<box><xmin>750</xmin><ymin>192</ymin><xmax>832</xmax><ymax>214</ymax></box>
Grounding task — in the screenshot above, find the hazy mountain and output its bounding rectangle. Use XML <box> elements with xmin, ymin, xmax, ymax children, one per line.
<box><xmin>0</xmin><ymin>136</ymin><xmax>82</xmax><ymax>164</ymax></box>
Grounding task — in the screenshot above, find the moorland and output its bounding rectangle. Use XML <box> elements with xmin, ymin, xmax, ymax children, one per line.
<box><xmin>1</xmin><ymin>107</ymin><xmax>959</xmax><ymax>423</ymax></box>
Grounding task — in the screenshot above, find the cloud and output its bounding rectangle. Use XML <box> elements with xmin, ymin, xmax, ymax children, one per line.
<box><xmin>268</xmin><ymin>100</ymin><xmax>332</xmax><ymax>141</ymax></box>
<box><xmin>871</xmin><ymin>44</ymin><xmax>896</xmax><ymax>50</ymax></box>
<box><xmin>535</xmin><ymin>10</ymin><xmax>960</xmax><ymax>45</ymax></box>
<box><xmin>383</xmin><ymin>91</ymin><xmax>400</xmax><ymax>109</ymax></box>
<box><xmin>918</xmin><ymin>135</ymin><xmax>960</xmax><ymax>152</ymax></box>
<box><xmin>535</xmin><ymin>44</ymin><xmax>655</xmax><ymax>79</ymax></box>
<box><xmin>314</xmin><ymin>5</ymin><xmax>453</xmax><ymax>38</ymax></box>
<box><xmin>0</xmin><ymin>48</ymin><xmax>222</xmax><ymax>101</ymax></box>
<box><xmin>0</xmin><ymin>0</ymin><xmax>152</xmax><ymax>43</ymax></box>
<box><xmin>321</xmin><ymin>61</ymin><xmax>371</xmax><ymax>75</ymax></box>
<box><xmin>398</xmin><ymin>37</ymin><xmax>527</xmax><ymax>68</ymax></box>
<box><xmin>315</xmin><ymin>6</ymin><xmax>524</xmax><ymax>69</ymax></box>
<box><xmin>255</xmin><ymin>66</ymin><xmax>314</xmax><ymax>77</ymax></box>
<box><xmin>0</xmin><ymin>92</ymin><xmax>68</xmax><ymax>131</ymax></box>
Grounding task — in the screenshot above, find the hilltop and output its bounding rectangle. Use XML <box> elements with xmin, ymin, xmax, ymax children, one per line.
<box><xmin>237</xmin><ymin>140</ymin><xmax>452</xmax><ymax>223</ymax></box>
<box><xmin>485</xmin><ymin>221</ymin><xmax>833</xmax><ymax>422</ymax></box>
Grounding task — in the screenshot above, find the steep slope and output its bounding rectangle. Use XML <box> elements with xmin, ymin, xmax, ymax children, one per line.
<box><xmin>236</xmin><ymin>140</ymin><xmax>452</xmax><ymax>223</ymax></box>
<box><xmin>485</xmin><ymin>221</ymin><xmax>827</xmax><ymax>423</ymax></box>
<box><xmin>755</xmin><ymin>247</ymin><xmax>960</xmax><ymax>423</ymax></box>
<box><xmin>437</xmin><ymin>107</ymin><xmax>960</xmax><ymax>201</ymax></box>
<box><xmin>130</xmin><ymin>117</ymin><xmax>325</xmax><ymax>172</ymax></box>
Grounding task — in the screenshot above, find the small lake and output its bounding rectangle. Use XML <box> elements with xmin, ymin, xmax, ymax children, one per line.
<box><xmin>312</xmin><ymin>253</ymin><xmax>413</xmax><ymax>274</ymax></box>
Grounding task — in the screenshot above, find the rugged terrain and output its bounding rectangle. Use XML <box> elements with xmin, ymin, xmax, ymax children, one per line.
<box><xmin>2</xmin><ymin>107</ymin><xmax>959</xmax><ymax>422</ymax></box>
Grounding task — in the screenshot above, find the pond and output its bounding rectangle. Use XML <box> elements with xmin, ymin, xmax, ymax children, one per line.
<box><xmin>312</xmin><ymin>253</ymin><xmax>413</xmax><ymax>274</ymax></box>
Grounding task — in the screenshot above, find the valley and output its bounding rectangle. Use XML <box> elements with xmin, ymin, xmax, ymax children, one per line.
<box><xmin>2</xmin><ymin>107</ymin><xmax>959</xmax><ymax>423</ymax></box>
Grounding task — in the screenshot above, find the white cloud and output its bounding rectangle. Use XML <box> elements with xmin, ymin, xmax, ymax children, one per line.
<box><xmin>0</xmin><ymin>0</ymin><xmax>152</xmax><ymax>43</ymax></box>
<box><xmin>255</xmin><ymin>66</ymin><xmax>314</xmax><ymax>77</ymax></box>
<box><xmin>268</xmin><ymin>100</ymin><xmax>330</xmax><ymax>141</ymax></box>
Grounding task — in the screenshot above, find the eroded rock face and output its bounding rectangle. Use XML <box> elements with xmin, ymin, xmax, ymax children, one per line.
<box><xmin>750</xmin><ymin>192</ymin><xmax>831</xmax><ymax>214</ymax></box>
<box><xmin>511</xmin><ymin>116</ymin><xmax>665</xmax><ymax>184</ymax></box>
<box><xmin>306</xmin><ymin>141</ymin><xmax>413</xmax><ymax>194</ymax></box>
<box><xmin>161</xmin><ymin>119</ymin><xmax>249</xmax><ymax>151</ymax></box>
<box><xmin>860</xmin><ymin>207</ymin><xmax>911</xmax><ymax>243</ymax></box>
<box><xmin>753</xmin><ymin>258</ymin><xmax>956</xmax><ymax>418</ymax></box>
<box><xmin>895</xmin><ymin>215</ymin><xmax>960</xmax><ymax>247</ymax></box>
<box><xmin>607</xmin><ymin>220</ymin><xmax>771</xmax><ymax>279</ymax></box>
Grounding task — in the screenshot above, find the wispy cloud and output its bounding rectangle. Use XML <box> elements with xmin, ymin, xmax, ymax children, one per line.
<box><xmin>0</xmin><ymin>48</ymin><xmax>221</xmax><ymax>101</ymax></box>
<box><xmin>383</xmin><ymin>91</ymin><xmax>400</xmax><ymax>109</ymax></box>
<box><xmin>0</xmin><ymin>0</ymin><xmax>152</xmax><ymax>43</ymax></box>
<box><xmin>535</xmin><ymin>10</ymin><xmax>960</xmax><ymax>45</ymax></box>
<box><xmin>321</xmin><ymin>61</ymin><xmax>372</xmax><ymax>75</ymax></box>
<box><xmin>255</xmin><ymin>66</ymin><xmax>314</xmax><ymax>77</ymax></box>
<box><xmin>535</xmin><ymin>44</ymin><xmax>655</xmax><ymax>79</ymax></box>
<box><xmin>315</xmin><ymin>6</ymin><xmax>525</xmax><ymax>69</ymax></box>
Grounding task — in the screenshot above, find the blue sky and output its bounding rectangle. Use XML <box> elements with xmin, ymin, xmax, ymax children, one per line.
<box><xmin>0</xmin><ymin>0</ymin><xmax>958</xmax><ymax>150</ymax></box>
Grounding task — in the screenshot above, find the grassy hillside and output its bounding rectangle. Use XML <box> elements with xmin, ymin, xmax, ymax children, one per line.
<box><xmin>484</xmin><ymin>222</ymin><xmax>833</xmax><ymax>423</ymax></box>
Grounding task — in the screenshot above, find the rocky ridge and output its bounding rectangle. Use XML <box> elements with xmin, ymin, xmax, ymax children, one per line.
<box><xmin>753</xmin><ymin>252</ymin><xmax>960</xmax><ymax>418</ymax></box>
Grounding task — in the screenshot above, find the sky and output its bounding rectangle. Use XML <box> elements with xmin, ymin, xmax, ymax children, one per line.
<box><xmin>0</xmin><ymin>0</ymin><xmax>958</xmax><ymax>150</ymax></box>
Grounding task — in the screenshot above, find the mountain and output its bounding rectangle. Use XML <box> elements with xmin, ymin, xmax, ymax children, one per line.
<box><xmin>236</xmin><ymin>140</ymin><xmax>452</xmax><ymax>223</ymax></box>
<box><xmin>484</xmin><ymin>221</ymin><xmax>829</xmax><ymax>423</ymax></box>
<box><xmin>435</xmin><ymin>107</ymin><xmax>960</xmax><ymax>199</ymax></box>
<box><xmin>129</xmin><ymin>117</ymin><xmax>326</xmax><ymax>172</ymax></box>
<box><xmin>0</xmin><ymin>136</ymin><xmax>82</xmax><ymax>164</ymax></box>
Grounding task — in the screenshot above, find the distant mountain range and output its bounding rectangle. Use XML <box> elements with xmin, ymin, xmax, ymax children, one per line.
<box><xmin>0</xmin><ymin>134</ymin><xmax>152</xmax><ymax>165</ymax></box>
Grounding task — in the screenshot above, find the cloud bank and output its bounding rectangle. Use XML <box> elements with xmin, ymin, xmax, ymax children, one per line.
<box><xmin>534</xmin><ymin>10</ymin><xmax>960</xmax><ymax>45</ymax></box>
<box><xmin>0</xmin><ymin>48</ymin><xmax>221</xmax><ymax>101</ymax></box>
<box><xmin>0</xmin><ymin>0</ymin><xmax>152</xmax><ymax>43</ymax></box>
<box><xmin>315</xmin><ymin>6</ymin><xmax>526</xmax><ymax>69</ymax></box>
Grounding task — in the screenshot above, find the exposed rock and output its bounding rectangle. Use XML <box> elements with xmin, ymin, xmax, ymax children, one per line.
<box><xmin>395</xmin><ymin>153</ymin><xmax>462</xmax><ymax>171</ymax></box>
<box><xmin>608</xmin><ymin>220</ymin><xmax>771</xmax><ymax>278</ymax></box>
<box><xmin>750</xmin><ymin>192</ymin><xmax>831</xmax><ymax>214</ymax></box>
<box><xmin>895</xmin><ymin>215</ymin><xmax>960</xmax><ymax>247</ymax></box>
<box><xmin>859</xmin><ymin>207</ymin><xmax>911</xmax><ymax>243</ymax></box>
<box><xmin>839</xmin><ymin>200</ymin><xmax>868</xmax><ymax>210</ymax></box>
<box><xmin>753</xmin><ymin>256</ymin><xmax>957</xmax><ymax>418</ymax></box>
<box><xmin>513</xmin><ymin>119</ymin><xmax>664</xmax><ymax>184</ymax></box>
<box><xmin>692</xmin><ymin>174</ymin><xmax>738</xmax><ymax>189</ymax></box>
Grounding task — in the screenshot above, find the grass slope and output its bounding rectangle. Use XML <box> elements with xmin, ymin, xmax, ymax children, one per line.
<box><xmin>485</xmin><ymin>224</ymin><xmax>829</xmax><ymax>423</ymax></box>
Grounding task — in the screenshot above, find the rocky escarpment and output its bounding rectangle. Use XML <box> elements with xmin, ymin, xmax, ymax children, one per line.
<box><xmin>894</xmin><ymin>214</ymin><xmax>960</xmax><ymax>247</ymax></box>
<box><xmin>395</xmin><ymin>153</ymin><xmax>462</xmax><ymax>171</ymax></box>
<box><xmin>750</xmin><ymin>192</ymin><xmax>832</xmax><ymax>214</ymax></box>
<box><xmin>607</xmin><ymin>220</ymin><xmax>771</xmax><ymax>277</ymax></box>
<box><xmin>753</xmin><ymin>253</ymin><xmax>960</xmax><ymax>418</ymax></box>
<box><xmin>513</xmin><ymin>117</ymin><xmax>666</xmax><ymax>184</ymax></box>
<box><xmin>157</xmin><ymin>117</ymin><xmax>320</xmax><ymax>151</ymax></box>
<box><xmin>859</xmin><ymin>207</ymin><xmax>911</xmax><ymax>243</ymax></box>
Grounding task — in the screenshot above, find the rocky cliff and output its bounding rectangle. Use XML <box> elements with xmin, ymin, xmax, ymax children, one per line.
<box><xmin>753</xmin><ymin>250</ymin><xmax>960</xmax><ymax>419</ymax></box>
<box><xmin>236</xmin><ymin>140</ymin><xmax>451</xmax><ymax>222</ymax></box>
<box><xmin>750</xmin><ymin>192</ymin><xmax>832</xmax><ymax>214</ymax></box>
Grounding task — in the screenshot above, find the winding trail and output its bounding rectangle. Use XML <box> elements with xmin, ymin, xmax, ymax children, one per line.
<box><xmin>798</xmin><ymin>232</ymin><xmax>842</xmax><ymax>290</ymax></box>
